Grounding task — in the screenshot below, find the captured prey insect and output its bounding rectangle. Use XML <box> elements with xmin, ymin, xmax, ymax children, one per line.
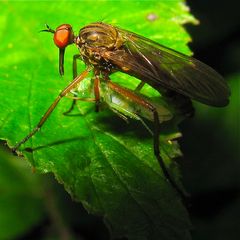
<box><xmin>13</xmin><ymin>22</ymin><xmax>230</xmax><ymax>198</ymax></box>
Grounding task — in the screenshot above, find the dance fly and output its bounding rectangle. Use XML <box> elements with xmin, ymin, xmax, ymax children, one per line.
<box><xmin>13</xmin><ymin>22</ymin><xmax>230</xmax><ymax>197</ymax></box>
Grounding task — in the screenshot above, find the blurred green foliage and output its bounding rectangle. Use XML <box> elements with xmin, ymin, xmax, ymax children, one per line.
<box><xmin>0</xmin><ymin>145</ymin><xmax>45</xmax><ymax>239</ymax></box>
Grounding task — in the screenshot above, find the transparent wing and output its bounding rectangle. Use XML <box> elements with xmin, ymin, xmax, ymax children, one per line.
<box><xmin>105</xmin><ymin>28</ymin><xmax>230</xmax><ymax>107</ymax></box>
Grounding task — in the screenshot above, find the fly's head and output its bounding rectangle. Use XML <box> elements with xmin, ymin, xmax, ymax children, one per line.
<box><xmin>77</xmin><ymin>22</ymin><xmax>123</xmax><ymax>65</ymax></box>
<box><xmin>41</xmin><ymin>24</ymin><xmax>75</xmax><ymax>75</ymax></box>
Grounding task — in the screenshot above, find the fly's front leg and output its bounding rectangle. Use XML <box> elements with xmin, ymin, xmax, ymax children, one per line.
<box><xmin>13</xmin><ymin>67</ymin><xmax>91</xmax><ymax>152</ymax></box>
<box><xmin>63</xmin><ymin>54</ymin><xmax>82</xmax><ymax>115</ymax></box>
<box><xmin>106</xmin><ymin>80</ymin><xmax>186</xmax><ymax>199</ymax></box>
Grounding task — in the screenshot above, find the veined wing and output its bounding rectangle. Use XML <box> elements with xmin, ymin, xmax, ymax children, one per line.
<box><xmin>105</xmin><ymin>28</ymin><xmax>230</xmax><ymax>107</ymax></box>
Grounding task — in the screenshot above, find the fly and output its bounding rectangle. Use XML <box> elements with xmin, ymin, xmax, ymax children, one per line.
<box><xmin>13</xmin><ymin>22</ymin><xmax>230</xmax><ymax>198</ymax></box>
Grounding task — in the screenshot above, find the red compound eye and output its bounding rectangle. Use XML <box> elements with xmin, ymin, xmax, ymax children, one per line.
<box><xmin>54</xmin><ymin>24</ymin><xmax>73</xmax><ymax>48</ymax></box>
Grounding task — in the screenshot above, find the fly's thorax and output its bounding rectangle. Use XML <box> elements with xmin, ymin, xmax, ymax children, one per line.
<box><xmin>76</xmin><ymin>22</ymin><xmax>123</xmax><ymax>65</ymax></box>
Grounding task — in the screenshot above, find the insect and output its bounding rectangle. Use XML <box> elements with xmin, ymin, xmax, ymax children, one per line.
<box><xmin>13</xmin><ymin>22</ymin><xmax>230</xmax><ymax>197</ymax></box>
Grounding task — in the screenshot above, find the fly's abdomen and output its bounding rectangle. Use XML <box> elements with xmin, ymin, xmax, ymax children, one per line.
<box><xmin>100</xmin><ymin>82</ymin><xmax>173</xmax><ymax>123</ymax></box>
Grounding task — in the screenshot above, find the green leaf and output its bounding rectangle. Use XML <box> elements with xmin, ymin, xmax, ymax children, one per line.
<box><xmin>0</xmin><ymin>1</ymin><xmax>197</xmax><ymax>239</ymax></box>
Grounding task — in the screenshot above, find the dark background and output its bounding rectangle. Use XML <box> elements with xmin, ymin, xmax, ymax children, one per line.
<box><xmin>186</xmin><ymin>0</ymin><xmax>240</xmax><ymax>76</ymax></box>
<box><xmin>181</xmin><ymin>0</ymin><xmax>240</xmax><ymax>240</ymax></box>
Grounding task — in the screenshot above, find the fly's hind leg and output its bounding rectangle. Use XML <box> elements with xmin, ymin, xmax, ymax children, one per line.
<box><xmin>151</xmin><ymin>108</ymin><xmax>187</xmax><ymax>199</ymax></box>
<box><xmin>105</xmin><ymin>79</ymin><xmax>187</xmax><ymax>199</ymax></box>
<box><xmin>63</xmin><ymin>54</ymin><xmax>82</xmax><ymax>115</ymax></box>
